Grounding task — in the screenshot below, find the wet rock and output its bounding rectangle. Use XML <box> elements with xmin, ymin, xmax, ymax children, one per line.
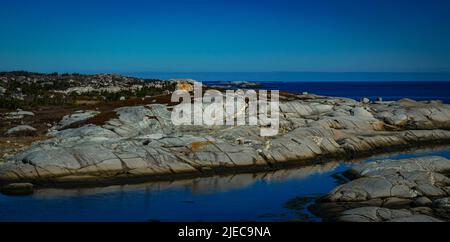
<box><xmin>1</xmin><ymin>182</ymin><xmax>34</xmax><ymax>196</ymax></box>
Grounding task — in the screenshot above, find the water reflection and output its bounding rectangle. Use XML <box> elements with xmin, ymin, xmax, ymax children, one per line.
<box><xmin>1</xmin><ymin>145</ymin><xmax>449</xmax><ymax>221</ymax></box>
<box><xmin>33</xmin><ymin>161</ymin><xmax>340</xmax><ymax>199</ymax></box>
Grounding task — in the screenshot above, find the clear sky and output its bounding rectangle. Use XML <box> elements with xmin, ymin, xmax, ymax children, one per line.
<box><xmin>1</xmin><ymin>0</ymin><xmax>450</xmax><ymax>73</ymax></box>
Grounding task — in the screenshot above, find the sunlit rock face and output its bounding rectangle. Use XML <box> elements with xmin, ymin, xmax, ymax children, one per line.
<box><xmin>173</xmin><ymin>79</ymin><xmax>199</xmax><ymax>92</ymax></box>
<box><xmin>1</xmin><ymin>93</ymin><xmax>450</xmax><ymax>185</ymax></box>
<box><xmin>175</xmin><ymin>83</ymin><xmax>194</xmax><ymax>92</ymax></box>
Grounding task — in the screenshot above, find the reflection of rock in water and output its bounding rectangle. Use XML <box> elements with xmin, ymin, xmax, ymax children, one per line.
<box><xmin>257</xmin><ymin>196</ymin><xmax>318</xmax><ymax>222</ymax></box>
<box><xmin>31</xmin><ymin>162</ymin><xmax>340</xmax><ymax>198</ymax></box>
<box><xmin>262</xmin><ymin>162</ymin><xmax>340</xmax><ymax>183</ymax></box>
<box><xmin>282</xmin><ymin>196</ymin><xmax>317</xmax><ymax>221</ymax></box>
<box><xmin>284</xmin><ymin>197</ymin><xmax>316</xmax><ymax>210</ymax></box>
<box><xmin>330</xmin><ymin>172</ymin><xmax>351</xmax><ymax>185</ymax></box>
<box><xmin>190</xmin><ymin>161</ymin><xmax>340</xmax><ymax>194</ymax></box>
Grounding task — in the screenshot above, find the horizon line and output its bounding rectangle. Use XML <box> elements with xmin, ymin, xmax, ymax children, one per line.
<box><xmin>3</xmin><ymin>70</ymin><xmax>450</xmax><ymax>74</ymax></box>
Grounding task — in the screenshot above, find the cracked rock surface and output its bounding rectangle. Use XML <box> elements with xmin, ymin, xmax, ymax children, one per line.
<box><xmin>1</xmin><ymin>94</ymin><xmax>450</xmax><ymax>186</ymax></box>
<box><xmin>310</xmin><ymin>156</ymin><xmax>450</xmax><ymax>222</ymax></box>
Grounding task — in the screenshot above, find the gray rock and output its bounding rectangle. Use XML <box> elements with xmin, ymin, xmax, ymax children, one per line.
<box><xmin>328</xmin><ymin>177</ymin><xmax>394</xmax><ymax>202</ymax></box>
<box><xmin>349</xmin><ymin>156</ymin><xmax>450</xmax><ymax>177</ymax></box>
<box><xmin>388</xmin><ymin>214</ymin><xmax>443</xmax><ymax>222</ymax></box>
<box><xmin>433</xmin><ymin>197</ymin><xmax>450</xmax><ymax>208</ymax></box>
<box><xmin>350</xmin><ymin>107</ymin><xmax>374</xmax><ymax>119</ymax></box>
<box><xmin>4</xmin><ymin>110</ymin><xmax>35</xmax><ymax>119</ymax></box>
<box><xmin>51</xmin><ymin>110</ymin><xmax>100</xmax><ymax>131</ymax></box>
<box><xmin>327</xmin><ymin>157</ymin><xmax>450</xmax><ymax>202</ymax></box>
<box><xmin>337</xmin><ymin>207</ymin><xmax>412</xmax><ymax>222</ymax></box>
<box><xmin>412</xmin><ymin>197</ymin><xmax>432</xmax><ymax>207</ymax></box>
<box><xmin>5</xmin><ymin>125</ymin><xmax>37</xmax><ymax>136</ymax></box>
<box><xmin>382</xmin><ymin>197</ymin><xmax>412</xmax><ymax>208</ymax></box>
<box><xmin>337</xmin><ymin>206</ymin><xmax>442</xmax><ymax>222</ymax></box>
<box><xmin>314</xmin><ymin>155</ymin><xmax>450</xmax><ymax>222</ymax></box>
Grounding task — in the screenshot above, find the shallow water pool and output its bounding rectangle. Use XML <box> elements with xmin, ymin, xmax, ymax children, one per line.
<box><xmin>1</xmin><ymin>146</ymin><xmax>450</xmax><ymax>222</ymax></box>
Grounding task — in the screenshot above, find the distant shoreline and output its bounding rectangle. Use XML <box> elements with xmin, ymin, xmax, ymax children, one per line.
<box><xmin>3</xmin><ymin>70</ymin><xmax>450</xmax><ymax>82</ymax></box>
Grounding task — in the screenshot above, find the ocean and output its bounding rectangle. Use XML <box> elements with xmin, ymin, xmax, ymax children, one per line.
<box><xmin>128</xmin><ymin>72</ymin><xmax>450</xmax><ymax>103</ymax></box>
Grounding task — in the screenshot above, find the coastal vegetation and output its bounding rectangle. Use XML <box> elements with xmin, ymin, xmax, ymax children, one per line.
<box><xmin>0</xmin><ymin>71</ymin><xmax>176</xmax><ymax>109</ymax></box>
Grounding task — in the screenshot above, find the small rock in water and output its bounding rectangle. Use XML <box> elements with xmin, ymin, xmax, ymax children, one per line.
<box><xmin>1</xmin><ymin>183</ymin><xmax>34</xmax><ymax>196</ymax></box>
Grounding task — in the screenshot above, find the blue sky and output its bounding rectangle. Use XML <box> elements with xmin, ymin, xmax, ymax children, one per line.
<box><xmin>1</xmin><ymin>0</ymin><xmax>450</xmax><ymax>73</ymax></box>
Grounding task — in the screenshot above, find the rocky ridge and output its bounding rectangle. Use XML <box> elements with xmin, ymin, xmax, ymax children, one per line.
<box><xmin>1</xmin><ymin>89</ymin><xmax>450</xmax><ymax>187</ymax></box>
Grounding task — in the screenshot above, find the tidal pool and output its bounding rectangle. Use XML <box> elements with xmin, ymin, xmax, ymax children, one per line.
<box><xmin>1</xmin><ymin>146</ymin><xmax>450</xmax><ymax>222</ymax></box>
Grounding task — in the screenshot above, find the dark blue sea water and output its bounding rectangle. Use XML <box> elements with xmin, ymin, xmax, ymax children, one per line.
<box><xmin>212</xmin><ymin>81</ymin><xmax>450</xmax><ymax>104</ymax></box>
<box><xmin>129</xmin><ymin>72</ymin><xmax>450</xmax><ymax>82</ymax></box>
<box><xmin>1</xmin><ymin>147</ymin><xmax>450</xmax><ymax>221</ymax></box>
<box><xmin>130</xmin><ymin>72</ymin><xmax>450</xmax><ymax>103</ymax></box>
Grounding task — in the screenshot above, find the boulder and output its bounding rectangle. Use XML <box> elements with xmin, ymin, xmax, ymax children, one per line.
<box><xmin>51</xmin><ymin>110</ymin><xmax>100</xmax><ymax>131</ymax></box>
<box><xmin>4</xmin><ymin>110</ymin><xmax>35</xmax><ymax>119</ymax></box>
<box><xmin>5</xmin><ymin>125</ymin><xmax>37</xmax><ymax>136</ymax></box>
